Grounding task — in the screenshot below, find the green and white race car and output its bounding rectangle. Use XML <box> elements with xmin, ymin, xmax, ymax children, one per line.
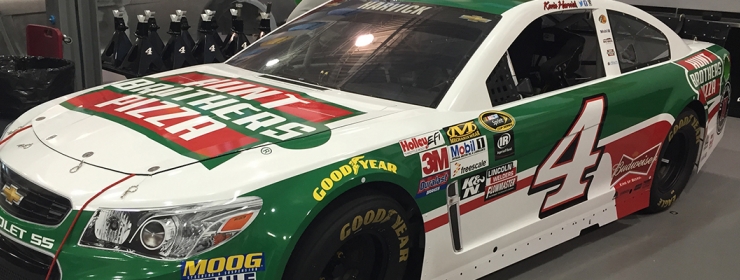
<box><xmin>0</xmin><ymin>0</ymin><xmax>731</xmax><ymax>279</ymax></box>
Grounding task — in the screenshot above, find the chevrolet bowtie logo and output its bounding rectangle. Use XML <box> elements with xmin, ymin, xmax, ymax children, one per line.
<box><xmin>1</xmin><ymin>185</ymin><xmax>23</xmax><ymax>205</ymax></box>
<box><xmin>460</xmin><ymin>15</ymin><xmax>492</xmax><ymax>23</ymax></box>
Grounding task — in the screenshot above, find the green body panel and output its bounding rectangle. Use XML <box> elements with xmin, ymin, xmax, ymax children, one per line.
<box><xmin>0</xmin><ymin>44</ymin><xmax>728</xmax><ymax>279</ymax></box>
<box><xmin>411</xmin><ymin>0</ymin><xmax>530</xmax><ymax>15</ymax></box>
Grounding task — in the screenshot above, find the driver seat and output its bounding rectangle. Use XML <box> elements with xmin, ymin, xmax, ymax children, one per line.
<box><xmin>538</xmin><ymin>28</ymin><xmax>585</xmax><ymax>93</ymax></box>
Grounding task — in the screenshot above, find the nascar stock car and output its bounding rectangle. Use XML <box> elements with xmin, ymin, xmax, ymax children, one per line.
<box><xmin>0</xmin><ymin>0</ymin><xmax>731</xmax><ymax>279</ymax></box>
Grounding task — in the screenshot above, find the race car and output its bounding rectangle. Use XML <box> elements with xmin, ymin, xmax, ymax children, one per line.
<box><xmin>0</xmin><ymin>0</ymin><xmax>731</xmax><ymax>279</ymax></box>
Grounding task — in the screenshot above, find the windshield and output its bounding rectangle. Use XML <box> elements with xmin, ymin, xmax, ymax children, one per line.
<box><xmin>226</xmin><ymin>0</ymin><xmax>500</xmax><ymax>107</ymax></box>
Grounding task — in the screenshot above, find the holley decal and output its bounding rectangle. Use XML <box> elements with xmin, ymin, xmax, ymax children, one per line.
<box><xmin>62</xmin><ymin>73</ymin><xmax>364</xmax><ymax>163</ymax></box>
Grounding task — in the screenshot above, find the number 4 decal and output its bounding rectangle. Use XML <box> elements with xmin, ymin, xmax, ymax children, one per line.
<box><xmin>529</xmin><ymin>95</ymin><xmax>607</xmax><ymax>218</ymax></box>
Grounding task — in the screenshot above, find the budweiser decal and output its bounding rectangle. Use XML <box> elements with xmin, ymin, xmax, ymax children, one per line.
<box><xmin>399</xmin><ymin>131</ymin><xmax>444</xmax><ymax>156</ymax></box>
<box><xmin>611</xmin><ymin>144</ymin><xmax>661</xmax><ymax>184</ymax></box>
<box><xmin>675</xmin><ymin>50</ymin><xmax>725</xmax><ymax>103</ymax></box>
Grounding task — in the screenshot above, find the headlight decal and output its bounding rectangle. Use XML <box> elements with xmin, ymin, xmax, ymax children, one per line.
<box><xmin>78</xmin><ymin>197</ymin><xmax>262</xmax><ymax>260</ymax></box>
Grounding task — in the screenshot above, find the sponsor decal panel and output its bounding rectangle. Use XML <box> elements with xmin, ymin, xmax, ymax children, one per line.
<box><xmin>543</xmin><ymin>0</ymin><xmax>577</xmax><ymax>10</ymax></box>
<box><xmin>598</xmin><ymin>14</ymin><xmax>607</xmax><ymax>24</ymax></box>
<box><xmin>675</xmin><ymin>50</ymin><xmax>725</xmax><ymax>103</ymax></box>
<box><xmin>611</xmin><ymin>144</ymin><xmax>661</xmax><ymax>185</ymax></box>
<box><xmin>577</xmin><ymin>0</ymin><xmax>592</xmax><ymax>7</ymax></box>
<box><xmin>485</xmin><ymin>161</ymin><xmax>517</xmax><ymax>200</ymax></box>
<box><xmin>444</xmin><ymin>121</ymin><xmax>481</xmax><ymax>144</ymax></box>
<box><xmin>478</xmin><ymin>111</ymin><xmax>515</xmax><ymax>133</ymax></box>
<box><xmin>494</xmin><ymin>131</ymin><xmax>515</xmax><ymax>160</ymax></box>
<box><xmin>62</xmin><ymin>73</ymin><xmax>363</xmax><ymax>164</ymax></box>
<box><xmin>356</xmin><ymin>2</ymin><xmax>433</xmax><ymax>15</ymax></box>
<box><xmin>313</xmin><ymin>156</ymin><xmax>398</xmax><ymax>201</ymax></box>
<box><xmin>460</xmin><ymin>171</ymin><xmax>486</xmax><ymax>200</ymax></box>
<box><xmin>420</xmin><ymin>146</ymin><xmax>450</xmax><ymax>177</ymax></box>
<box><xmin>399</xmin><ymin>131</ymin><xmax>444</xmax><ymax>156</ymax></box>
<box><xmin>417</xmin><ymin>171</ymin><xmax>450</xmax><ymax>198</ymax></box>
<box><xmin>448</xmin><ymin>136</ymin><xmax>487</xmax><ymax>162</ymax></box>
<box><xmin>451</xmin><ymin>152</ymin><xmax>488</xmax><ymax>178</ymax></box>
<box><xmin>181</xmin><ymin>253</ymin><xmax>264</xmax><ymax>280</ymax></box>
<box><xmin>459</xmin><ymin>15</ymin><xmax>492</xmax><ymax>23</ymax></box>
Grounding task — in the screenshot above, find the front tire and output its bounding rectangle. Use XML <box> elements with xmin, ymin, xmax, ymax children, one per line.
<box><xmin>283</xmin><ymin>192</ymin><xmax>412</xmax><ymax>280</ymax></box>
<box><xmin>645</xmin><ymin>109</ymin><xmax>701</xmax><ymax>213</ymax></box>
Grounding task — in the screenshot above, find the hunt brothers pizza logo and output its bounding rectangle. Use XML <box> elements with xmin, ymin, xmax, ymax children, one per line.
<box><xmin>675</xmin><ymin>50</ymin><xmax>726</xmax><ymax>104</ymax></box>
<box><xmin>611</xmin><ymin>144</ymin><xmax>661</xmax><ymax>184</ymax></box>
<box><xmin>62</xmin><ymin>72</ymin><xmax>362</xmax><ymax>161</ymax></box>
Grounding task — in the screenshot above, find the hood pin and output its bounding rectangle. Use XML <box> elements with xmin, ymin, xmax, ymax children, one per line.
<box><xmin>70</xmin><ymin>152</ymin><xmax>94</xmax><ymax>173</ymax></box>
<box><xmin>35</xmin><ymin>117</ymin><xmax>46</xmax><ymax>121</ymax></box>
<box><xmin>148</xmin><ymin>166</ymin><xmax>160</xmax><ymax>172</ymax></box>
<box><xmin>17</xmin><ymin>143</ymin><xmax>33</xmax><ymax>149</ymax></box>
<box><xmin>121</xmin><ymin>185</ymin><xmax>139</xmax><ymax>199</ymax></box>
<box><xmin>46</xmin><ymin>135</ymin><xmax>57</xmax><ymax>140</ymax></box>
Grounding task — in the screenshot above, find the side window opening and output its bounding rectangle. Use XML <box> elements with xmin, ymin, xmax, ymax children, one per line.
<box><xmin>607</xmin><ymin>10</ymin><xmax>670</xmax><ymax>73</ymax></box>
<box><xmin>489</xmin><ymin>11</ymin><xmax>605</xmax><ymax>106</ymax></box>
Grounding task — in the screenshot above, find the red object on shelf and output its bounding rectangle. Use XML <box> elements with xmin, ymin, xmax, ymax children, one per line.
<box><xmin>26</xmin><ymin>24</ymin><xmax>64</xmax><ymax>58</ymax></box>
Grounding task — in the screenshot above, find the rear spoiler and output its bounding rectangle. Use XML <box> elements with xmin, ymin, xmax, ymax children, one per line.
<box><xmin>635</xmin><ymin>5</ymin><xmax>740</xmax><ymax>47</ymax></box>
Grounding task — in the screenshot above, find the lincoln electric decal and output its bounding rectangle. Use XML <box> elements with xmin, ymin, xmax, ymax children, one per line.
<box><xmin>61</xmin><ymin>72</ymin><xmax>363</xmax><ymax>163</ymax></box>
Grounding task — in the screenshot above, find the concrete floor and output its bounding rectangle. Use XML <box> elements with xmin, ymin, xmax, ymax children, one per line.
<box><xmin>1</xmin><ymin>118</ymin><xmax>739</xmax><ymax>279</ymax></box>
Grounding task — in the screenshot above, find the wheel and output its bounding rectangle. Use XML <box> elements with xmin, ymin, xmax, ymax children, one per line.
<box><xmin>283</xmin><ymin>192</ymin><xmax>412</xmax><ymax>280</ymax></box>
<box><xmin>645</xmin><ymin>109</ymin><xmax>701</xmax><ymax>213</ymax></box>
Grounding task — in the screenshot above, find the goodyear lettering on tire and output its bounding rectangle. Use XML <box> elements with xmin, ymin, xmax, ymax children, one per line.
<box><xmin>668</xmin><ymin>114</ymin><xmax>701</xmax><ymax>144</ymax></box>
<box><xmin>339</xmin><ymin>209</ymin><xmax>410</xmax><ymax>262</ymax></box>
<box><xmin>313</xmin><ymin>156</ymin><xmax>398</xmax><ymax>201</ymax></box>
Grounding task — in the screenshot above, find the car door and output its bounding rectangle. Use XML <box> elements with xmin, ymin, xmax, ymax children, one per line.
<box><xmin>446</xmin><ymin>9</ymin><xmax>620</xmax><ymax>253</ymax></box>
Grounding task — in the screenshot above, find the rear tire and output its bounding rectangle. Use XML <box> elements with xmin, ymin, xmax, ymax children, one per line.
<box><xmin>645</xmin><ymin>109</ymin><xmax>701</xmax><ymax>213</ymax></box>
<box><xmin>283</xmin><ymin>192</ymin><xmax>412</xmax><ymax>280</ymax></box>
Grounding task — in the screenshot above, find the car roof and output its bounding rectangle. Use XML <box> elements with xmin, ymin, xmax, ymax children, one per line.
<box><xmin>411</xmin><ymin>0</ymin><xmax>531</xmax><ymax>15</ymax></box>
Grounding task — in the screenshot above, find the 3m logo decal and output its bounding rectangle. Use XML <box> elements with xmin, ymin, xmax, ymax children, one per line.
<box><xmin>62</xmin><ymin>73</ymin><xmax>364</xmax><ymax>166</ymax></box>
<box><xmin>420</xmin><ymin>147</ymin><xmax>450</xmax><ymax>177</ymax></box>
<box><xmin>444</xmin><ymin>121</ymin><xmax>481</xmax><ymax>144</ymax></box>
<box><xmin>675</xmin><ymin>50</ymin><xmax>725</xmax><ymax>103</ymax></box>
<box><xmin>181</xmin><ymin>253</ymin><xmax>263</xmax><ymax>280</ymax></box>
<box><xmin>529</xmin><ymin>95</ymin><xmax>607</xmax><ymax>218</ymax></box>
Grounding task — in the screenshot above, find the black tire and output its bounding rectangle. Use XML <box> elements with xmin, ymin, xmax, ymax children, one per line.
<box><xmin>645</xmin><ymin>109</ymin><xmax>701</xmax><ymax>213</ymax></box>
<box><xmin>283</xmin><ymin>192</ymin><xmax>412</xmax><ymax>280</ymax></box>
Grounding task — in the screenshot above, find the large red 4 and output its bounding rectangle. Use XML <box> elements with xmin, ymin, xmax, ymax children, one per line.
<box><xmin>529</xmin><ymin>95</ymin><xmax>607</xmax><ymax>218</ymax></box>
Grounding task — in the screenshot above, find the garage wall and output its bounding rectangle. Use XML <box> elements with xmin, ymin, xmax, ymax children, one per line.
<box><xmin>621</xmin><ymin>0</ymin><xmax>740</xmax><ymax>14</ymax></box>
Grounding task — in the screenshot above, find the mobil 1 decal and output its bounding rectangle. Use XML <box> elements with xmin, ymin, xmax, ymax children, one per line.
<box><xmin>449</xmin><ymin>136</ymin><xmax>489</xmax><ymax>178</ymax></box>
<box><xmin>60</xmin><ymin>72</ymin><xmax>363</xmax><ymax>166</ymax></box>
<box><xmin>494</xmin><ymin>131</ymin><xmax>515</xmax><ymax>160</ymax></box>
<box><xmin>675</xmin><ymin>50</ymin><xmax>726</xmax><ymax>104</ymax></box>
<box><xmin>529</xmin><ymin>95</ymin><xmax>607</xmax><ymax>219</ymax></box>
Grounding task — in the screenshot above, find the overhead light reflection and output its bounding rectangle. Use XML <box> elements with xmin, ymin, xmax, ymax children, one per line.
<box><xmin>266</xmin><ymin>59</ymin><xmax>279</xmax><ymax>67</ymax></box>
<box><xmin>355</xmin><ymin>34</ymin><xmax>374</xmax><ymax>47</ymax></box>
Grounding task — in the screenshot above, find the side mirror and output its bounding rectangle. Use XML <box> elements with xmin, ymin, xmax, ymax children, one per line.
<box><xmin>517</xmin><ymin>78</ymin><xmax>534</xmax><ymax>97</ymax></box>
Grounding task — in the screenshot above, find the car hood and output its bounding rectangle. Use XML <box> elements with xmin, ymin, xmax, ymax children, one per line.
<box><xmin>30</xmin><ymin>64</ymin><xmax>412</xmax><ymax>174</ymax></box>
